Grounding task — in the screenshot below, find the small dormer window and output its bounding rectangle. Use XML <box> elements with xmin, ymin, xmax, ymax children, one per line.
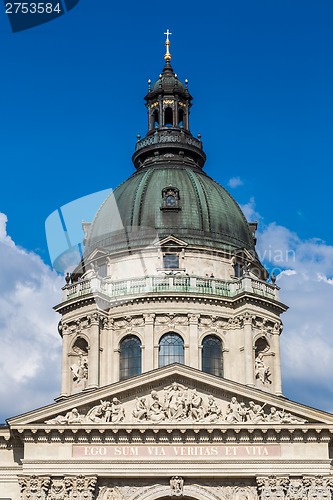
<box><xmin>161</xmin><ymin>187</ymin><xmax>181</xmax><ymax>211</ymax></box>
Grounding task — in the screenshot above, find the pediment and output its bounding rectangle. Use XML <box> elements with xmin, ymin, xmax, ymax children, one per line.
<box><xmin>85</xmin><ymin>247</ymin><xmax>109</xmax><ymax>261</ymax></box>
<box><xmin>7</xmin><ymin>365</ymin><xmax>333</xmax><ymax>428</ymax></box>
<box><xmin>155</xmin><ymin>235</ymin><xmax>188</xmax><ymax>248</ymax></box>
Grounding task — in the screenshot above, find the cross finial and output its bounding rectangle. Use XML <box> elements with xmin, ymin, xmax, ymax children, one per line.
<box><xmin>164</xmin><ymin>29</ymin><xmax>172</xmax><ymax>42</ymax></box>
<box><xmin>164</xmin><ymin>29</ymin><xmax>172</xmax><ymax>62</ymax></box>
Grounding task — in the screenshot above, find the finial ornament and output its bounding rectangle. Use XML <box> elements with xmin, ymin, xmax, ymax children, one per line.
<box><xmin>164</xmin><ymin>29</ymin><xmax>172</xmax><ymax>62</ymax></box>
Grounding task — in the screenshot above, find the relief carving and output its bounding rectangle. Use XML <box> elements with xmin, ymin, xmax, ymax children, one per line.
<box><xmin>44</xmin><ymin>385</ymin><xmax>306</xmax><ymax>426</ymax></box>
<box><xmin>257</xmin><ymin>476</ymin><xmax>333</xmax><ymax>500</ymax></box>
<box><xmin>64</xmin><ymin>475</ymin><xmax>97</xmax><ymax>500</ymax></box>
<box><xmin>18</xmin><ymin>475</ymin><xmax>50</xmax><ymax>500</ymax></box>
<box><xmin>170</xmin><ymin>476</ymin><xmax>184</xmax><ymax>496</ymax></box>
<box><xmin>47</xmin><ymin>479</ymin><xmax>68</xmax><ymax>500</ymax></box>
<box><xmin>19</xmin><ymin>476</ymin><xmax>97</xmax><ymax>500</ymax></box>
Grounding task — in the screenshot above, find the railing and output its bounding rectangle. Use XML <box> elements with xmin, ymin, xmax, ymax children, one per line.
<box><xmin>135</xmin><ymin>130</ymin><xmax>203</xmax><ymax>152</ymax></box>
<box><xmin>63</xmin><ymin>275</ymin><xmax>279</xmax><ymax>302</ymax></box>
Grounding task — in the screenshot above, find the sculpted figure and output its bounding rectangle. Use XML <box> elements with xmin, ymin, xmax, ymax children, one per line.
<box><xmin>111</xmin><ymin>397</ymin><xmax>125</xmax><ymax>423</ymax></box>
<box><xmin>280</xmin><ymin>412</ymin><xmax>306</xmax><ymax>424</ymax></box>
<box><xmin>70</xmin><ymin>353</ymin><xmax>88</xmax><ymax>384</ymax></box>
<box><xmin>225</xmin><ymin>397</ymin><xmax>242</xmax><ymax>423</ymax></box>
<box><xmin>255</xmin><ymin>353</ymin><xmax>272</xmax><ymax>384</ymax></box>
<box><xmin>132</xmin><ymin>397</ymin><xmax>147</xmax><ymax>420</ymax></box>
<box><xmin>204</xmin><ymin>395</ymin><xmax>222</xmax><ymax>422</ymax></box>
<box><xmin>45</xmin><ymin>407</ymin><xmax>83</xmax><ymax>425</ymax></box>
<box><xmin>164</xmin><ymin>382</ymin><xmax>186</xmax><ymax>420</ymax></box>
<box><xmin>266</xmin><ymin>406</ymin><xmax>283</xmax><ymax>423</ymax></box>
<box><xmin>247</xmin><ymin>401</ymin><xmax>266</xmax><ymax>423</ymax></box>
<box><xmin>148</xmin><ymin>391</ymin><xmax>165</xmax><ymax>422</ymax></box>
<box><xmin>86</xmin><ymin>400</ymin><xmax>111</xmax><ymax>423</ymax></box>
<box><xmin>186</xmin><ymin>389</ymin><xmax>204</xmax><ymax>420</ymax></box>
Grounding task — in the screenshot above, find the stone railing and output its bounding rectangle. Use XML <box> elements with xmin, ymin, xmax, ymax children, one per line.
<box><xmin>63</xmin><ymin>275</ymin><xmax>279</xmax><ymax>302</ymax></box>
<box><xmin>135</xmin><ymin>130</ymin><xmax>203</xmax><ymax>152</ymax></box>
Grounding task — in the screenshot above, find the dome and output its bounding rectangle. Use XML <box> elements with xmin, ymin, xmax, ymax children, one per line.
<box><xmin>151</xmin><ymin>72</ymin><xmax>185</xmax><ymax>93</ymax></box>
<box><xmin>85</xmin><ymin>164</ymin><xmax>256</xmax><ymax>257</ymax></box>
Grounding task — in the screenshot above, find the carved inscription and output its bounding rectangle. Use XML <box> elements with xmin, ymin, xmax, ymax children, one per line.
<box><xmin>73</xmin><ymin>444</ymin><xmax>281</xmax><ymax>459</ymax></box>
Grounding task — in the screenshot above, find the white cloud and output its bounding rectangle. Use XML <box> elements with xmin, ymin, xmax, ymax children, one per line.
<box><xmin>240</xmin><ymin>197</ymin><xmax>262</xmax><ymax>223</ymax></box>
<box><xmin>0</xmin><ymin>213</ymin><xmax>63</xmax><ymax>422</ymax></box>
<box><xmin>228</xmin><ymin>176</ymin><xmax>243</xmax><ymax>189</ymax></box>
<box><xmin>256</xmin><ymin>216</ymin><xmax>333</xmax><ymax>412</ymax></box>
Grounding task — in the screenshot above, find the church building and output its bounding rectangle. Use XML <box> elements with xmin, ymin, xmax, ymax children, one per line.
<box><xmin>1</xmin><ymin>33</ymin><xmax>333</xmax><ymax>500</ymax></box>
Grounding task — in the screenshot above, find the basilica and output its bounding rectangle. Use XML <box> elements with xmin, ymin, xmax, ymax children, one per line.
<box><xmin>1</xmin><ymin>33</ymin><xmax>333</xmax><ymax>500</ymax></box>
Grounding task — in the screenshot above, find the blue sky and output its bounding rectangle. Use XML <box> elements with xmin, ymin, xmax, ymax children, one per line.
<box><xmin>0</xmin><ymin>0</ymin><xmax>333</xmax><ymax>421</ymax></box>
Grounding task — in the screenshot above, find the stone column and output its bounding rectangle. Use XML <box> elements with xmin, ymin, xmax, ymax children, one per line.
<box><xmin>87</xmin><ymin>313</ymin><xmax>100</xmax><ymax>389</ymax></box>
<box><xmin>271</xmin><ymin>323</ymin><xmax>283</xmax><ymax>396</ymax></box>
<box><xmin>243</xmin><ymin>313</ymin><xmax>254</xmax><ymax>387</ymax></box>
<box><xmin>59</xmin><ymin>323</ymin><xmax>70</xmax><ymax>398</ymax></box>
<box><xmin>143</xmin><ymin>313</ymin><xmax>155</xmax><ymax>371</ymax></box>
<box><xmin>188</xmin><ymin>314</ymin><xmax>200</xmax><ymax>369</ymax></box>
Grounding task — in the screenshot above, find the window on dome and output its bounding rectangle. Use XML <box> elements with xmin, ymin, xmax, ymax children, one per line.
<box><xmin>159</xmin><ymin>332</ymin><xmax>184</xmax><ymax>367</ymax></box>
<box><xmin>202</xmin><ymin>335</ymin><xmax>223</xmax><ymax>377</ymax></box>
<box><xmin>164</xmin><ymin>107</ymin><xmax>173</xmax><ymax>126</ymax></box>
<box><xmin>163</xmin><ymin>253</ymin><xmax>179</xmax><ymax>269</ymax></box>
<box><xmin>119</xmin><ymin>335</ymin><xmax>142</xmax><ymax>380</ymax></box>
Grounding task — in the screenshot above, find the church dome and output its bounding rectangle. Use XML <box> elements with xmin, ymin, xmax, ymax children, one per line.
<box><xmin>85</xmin><ymin>164</ymin><xmax>256</xmax><ymax>256</ymax></box>
<box><xmin>84</xmin><ymin>34</ymin><xmax>258</xmax><ymax>263</ymax></box>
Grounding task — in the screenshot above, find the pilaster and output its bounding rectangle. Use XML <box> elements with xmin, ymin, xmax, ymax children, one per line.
<box><xmin>87</xmin><ymin>313</ymin><xmax>100</xmax><ymax>389</ymax></box>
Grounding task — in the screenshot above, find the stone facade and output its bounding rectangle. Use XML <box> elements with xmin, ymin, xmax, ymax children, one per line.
<box><xmin>1</xmin><ymin>37</ymin><xmax>333</xmax><ymax>500</ymax></box>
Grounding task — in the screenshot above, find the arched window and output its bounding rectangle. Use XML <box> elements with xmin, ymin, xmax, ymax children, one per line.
<box><xmin>178</xmin><ymin>108</ymin><xmax>184</xmax><ymax>127</ymax></box>
<box><xmin>164</xmin><ymin>107</ymin><xmax>173</xmax><ymax>126</ymax></box>
<box><xmin>202</xmin><ymin>335</ymin><xmax>223</xmax><ymax>377</ymax></box>
<box><xmin>159</xmin><ymin>332</ymin><xmax>184</xmax><ymax>367</ymax></box>
<box><xmin>119</xmin><ymin>335</ymin><xmax>142</xmax><ymax>381</ymax></box>
<box><xmin>153</xmin><ymin>109</ymin><xmax>159</xmax><ymax>129</ymax></box>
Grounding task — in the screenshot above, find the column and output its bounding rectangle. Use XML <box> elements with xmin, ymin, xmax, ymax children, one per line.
<box><xmin>243</xmin><ymin>313</ymin><xmax>254</xmax><ymax>387</ymax></box>
<box><xmin>271</xmin><ymin>323</ymin><xmax>283</xmax><ymax>395</ymax></box>
<box><xmin>143</xmin><ymin>313</ymin><xmax>155</xmax><ymax>371</ymax></box>
<box><xmin>87</xmin><ymin>313</ymin><xmax>100</xmax><ymax>389</ymax></box>
<box><xmin>59</xmin><ymin>322</ymin><xmax>70</xmax><ymax>398</ymax></box>
<box><xmin>188</xmin><ymin>314</ymin><xmax>200</xmax><ymax>369</ymax></box>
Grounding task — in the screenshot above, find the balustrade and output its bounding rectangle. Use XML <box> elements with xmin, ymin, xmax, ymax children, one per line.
<box><xmin>63</xmin><ymin>274</ymin><xmax>278</xmax><ymax>302</ymax></box>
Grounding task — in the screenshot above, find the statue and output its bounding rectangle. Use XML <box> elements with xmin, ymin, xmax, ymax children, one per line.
<box><xmin>71</xmin><ymin>354</ymin><xmax>88</xmax><ymax>383</ymax></box>
<box><xmin>255</xmin><ymin>353</ymin><xmax>272</xmax><ymax>384</ymax></box>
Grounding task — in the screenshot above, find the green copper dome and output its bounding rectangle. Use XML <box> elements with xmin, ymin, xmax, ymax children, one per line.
<box><xmin>85</xmin><ymin>45</ymin><xmax>258</xmax><ymax>262</ymax></box>
<box><xmin>85</xmin><ymin>164</ymin><xmax>256</xmax><ymax>256</ymax></box>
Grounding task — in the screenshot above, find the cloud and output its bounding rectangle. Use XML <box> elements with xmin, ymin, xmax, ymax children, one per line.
<box><xmin>228</xmin><ymin>176</ymin><xmax>243</xmax><ymax>189</ymax></box>
<box><xmin>240</xmin><ymin>197</ymin><xmax>262</xmax><ymax>223</ymax></box>
<box><xmin>0</xmin><ymin>213</ymin><xmax>63</xmax><ymax>422</ymax></box>
<box><xmin>256</xmin><ymin>216</ymin><xmax>333</xmax><ymax>412</ymax></box>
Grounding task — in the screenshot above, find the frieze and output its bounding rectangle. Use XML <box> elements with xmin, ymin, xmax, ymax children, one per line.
<box><xmin>18</xmin><ymin>475</ymin><xmax>97</xmax><ymax>500</ymax></box>
<box><xmin>257</xmin><ymin>476</ymin><xmax>333</xmax><ymax>500</ymax></box>
<box><xmin>44</xmin><ymin>381</ymin><xmax>306</xmax><ymax>426</ymax></box>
